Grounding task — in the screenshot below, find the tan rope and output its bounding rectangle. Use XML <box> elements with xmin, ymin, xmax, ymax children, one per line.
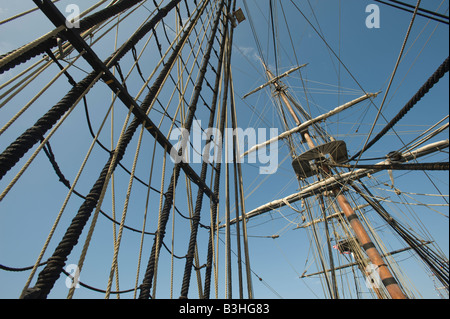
<box><xmin>105</xmin><ymin>123</ymin><xmax>145</xmax><ymax>299</ymax></box>
<box><xmin>152</xmin><ymin>147</ymin><xmax>168</xmax><ymax>298</ymax></box>
<box><xmin>0</xmin><ymin>73</ymin><xmax>102</xmax><ymax>202</ymax></box>
<box><xmin>67</xmin><ymin>105</ymin><xmax>134</xmax><ymax>299</ymax></box>
<box><xmin>22</xmin><ymin>81</ymin><xmax>116</xmax><ymax>295</ymax></box>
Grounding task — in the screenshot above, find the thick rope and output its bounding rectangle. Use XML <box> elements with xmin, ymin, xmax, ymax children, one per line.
<box><xmin>354</xmin><ymin>0</ymin><xmax>421</xmax><ymax>164</ymax></box>
<box><xmin>0</xmin><ymin>0</ymin><xmax>144</xmax><ymax>74</ymax></box>
<box><xmin>138</xmin><ymin>0</ymin><xmax>212</xmax><ymax>299</ymax></box>
<box><xmin>330</xmin><ymin>162</ymin><xmax>449</xmax><ymax>171</ymax></box>
<box><xmin>20</xmin><ymin>0</ymin><xmax>183</xmax><ymax>299</ymax></box>
<box><xmin>179</xmin><ymin>0</ymin><xmax>226</xmax><ymax>299</ymax></box>
<box><xmin>203</xmin><ymin>1</ymin><xmax>232</xmax><ymax>299</ymax></box>
<box><xmin>350</xmin><ymin>56</ymin><xmax>450</xmax><ymax>161</ymax></box>
<box><xmin>0</xmin><ymin>0</ymin><xmax>183</xmax><ymax>183</ymax></box>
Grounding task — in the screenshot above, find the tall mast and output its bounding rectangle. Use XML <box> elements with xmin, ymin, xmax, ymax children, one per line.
<box><xmin>263</xmin><ymin>64</ymin><xmax>408</xmax><ymax>299</ymax></box>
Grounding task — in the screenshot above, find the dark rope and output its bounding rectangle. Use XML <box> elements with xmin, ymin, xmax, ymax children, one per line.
<box><xmin>204</xmin><ymin>0</ymin><xmax>233</xmax><ymax>299</ymax></box>
<box><xmin>0</xmin><ymin>72</ymin><xmax>99</xmax><ymax>181</ymax></box>
<box><xmin>138</xmin><ymin>165</ymin><xmax>182</xmax><ymax>299</ymax></box>
<box><xmin>0</xmin><ymin>0</ymin><xmax>145</xmax><ymax>74</ymax></box>
<box><xmin>350</xmin><ymin>56</ymin><xmax>450</xmax><ymax>161</ymax></box>
<box><xmin>374</xmin><ymin>0</ymin><xmax>449</xmax><ymax>25</ymax></box>
<box><xmin>20</xmin><ymin>0</ymin><xmax>183</xmax><ymax>299</ymax></box>
<box><xmin>0</xmin><ymin>0</ymin><xmax>184</xmax><ymax>183</ymax></box>
<box><xmin>41</xmin><ymin>137</ymin><xmax>157</xmax><ymax>236</ymax></box>
<box><xmin>179</xmin><ymin>0</ymin><xmax>226</xmax><ymax>299</ymax></box>
<box><xmin>0</xmin><ymin>262</ymin><xmax>47</xmax><ymax>272</ymax></box>
<box><xmin>63</xmin><ymin>267</ymin><xmax>141</xmax><ymax>295</ymax></box>
<box><xmin>330</xmin><ymin>162</ymin><xmax>449</xmax><ymax>171</ymax></box>
<box><xmin>44</xmin><ymin>49</ymin><xmax>77</xmax><ymax>86</ymax></box>
<box><xmin>138</xmin><ymin>0</ymin><xmax>213</xmax><ymax>299</ymax></box>
<box><xmin>0</xmin><ymin>260</ymin><xmax>140</xmax><ymax>295</ymax></box>
<box><xmin>386</xmin><ymin>0</ymin><xmax>449</xmax><ymax>21</ymax></box>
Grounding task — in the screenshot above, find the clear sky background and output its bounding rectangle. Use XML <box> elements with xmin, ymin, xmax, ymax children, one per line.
<box><xmin>0</xmin><ymin>0</ymin><xmax>448</xmax><ymax>299</ymax></box>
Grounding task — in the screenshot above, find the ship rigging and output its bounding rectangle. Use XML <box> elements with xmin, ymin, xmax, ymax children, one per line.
<box><xmin>0</xmin><ymin>0</ymin><xmax>448</xmax><ymax>299</ymax></box>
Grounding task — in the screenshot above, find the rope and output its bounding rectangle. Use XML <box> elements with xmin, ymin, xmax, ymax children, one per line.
<box><xmin>282</xmin><ymin>198</ymin><xmax>304</xmax><ymax>214</ymax></box>
<box><xmin>0</xmin><ymin>262</ymin><xmax>47</xmax><ymax>272</ymax></box>
<box><xmin>19</xmin><ymin>84</ymin><xmax>112</xmax><ymax>296</ymax></box>
<box><xmin>0</xmin><ymin>0</ymin><xmax>62</xmax><ymax>26</ymax></box>
<box><xmin>0</xmin><ymin>27</ymin><xmax>63</xmax><ymax>73</ymax></box>
<box><xmin>374</xmin><ymin>0</ymin><xmax>449</xmax><ymax>25</ymax></box>
<box><xmin>202</xmin><ymin>22</ymin><xmax>229</xmax><ymax>302</ymax></box>
<box><xmin>0</xmin><ymin>0</ymin><xmax>182</xmax><ymax>182</ymax></box>
<box><xmin>140</xmin><ymin>0</ymin><xmax>218</xmax><ymax>299</ymax></box>
<box><xmin>0</xmin><ymin>261</ymin><xmax>139</xmax><ymax>295</ymax></box>
<box><xmin>66</xmin><ymin>107</ymin><xmax>134</xmax><ymax>300</ymax></box>
<box><xmin>20</xmin><ymin>0</ymin><xmax>184</xmax><ymax>299</ymax></box>
<box><xmin>0</xmin><ymin>0</ymin><xmax>144</xmax><ymax>74</ymax></box>
<box><xmin>330</xmin><ymin>162</ymin><xmax>449</xmax><ymax>171</ymax></box>
<box><xmin>204</xmin><ymin>0</ymin><xmax>232</xmax><ymax>298</ymax></box>
<box><xmin>350</xmin><ymin>56</ymin><xmax>450</xmax><ymax>161</ymax></box>
<box><xmin>231</xmin><ymin>74</ymin><xmax>255</xmax><ymax>300</ymax></box>
<box><xmin>354</xmin><ymin>0</ymin><xmax>421</xmax><ymax>164</ymax></box>
<box><xmin>179</xmin><ymin>0</ymin><xmax>226</xmax><ymax>299</ymax></box>
<box><xmin>0</xmin><ymin>56</ymin><xmax>80</xmax><ymax>136</ymax></box>
<box><xmin>105</xmin><ymin>110</ymin><xmax>150</xmax><ymax>298</ymax></box>
<box><xmin>0</xmin><ymin>72</ymin><xmax>99</xmax><ymax>181</ymax></box>
<box><xmin>386</xmin><ymin>0</ymin><xmax>449</xmax><ymax>21</ymax></box>
<box><xmin>41</xmin><ymin>134</ymin><xmax>161</xmax><ymax>236</ymax></box>
<box><xmin>151</xmin><ymin>147</ymin><xmax>168</xmax><ymax>299</ymax></box>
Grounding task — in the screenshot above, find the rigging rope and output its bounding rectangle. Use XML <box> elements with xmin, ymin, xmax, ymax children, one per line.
<box><xmin>178</xmin><ymin>0</ymin><xmax>225</xmax><ymax>299</ymax></box>
<box><xmin>374</xmin><ymin>0</ymin><xmax>449</xmax><ymax>25</ymax></box>
<box><xmin>350</xmin><ymin>56</ymin><xmax>450</xmax><ymax>161</ymax></box>
<box><xmin>204</xmin><ymin>0</ymin><xmax>233</xmax><ymax>299</ymax></box>
<box><xmin>20</xmin><ymin>0</ymin><xmax>184</xmax><ymax>299</ymax></box>
<box><xmin>138</xmin><ymin>0</ymin><xmax>217</xmax><ymax>299</ymax></box>
<box><xmin>0</xmin><ymin>72</ymin><xmax>99</xmax><ymax>181</ymax></box>
<box><xmin>0</xmin><ymin>0</ymin><xmax>191</xmax><ymax>184</ymax></box>
<box><xmin>1</xmin><ymin>261</ymin><xmax>140</xmax><ymax>295</ymax></box>
<box><xmin>1</xmin><ymin>0</ymin><xmax>447</xmax><ymax>300</ymax></box>
<box><xmin>355</xmin><ymin>0</ymin><xmax>421</xmax><ymax>166</ymax></box>
<box><xmin>0</xmin><ymin>0</ymin><xmax>145</xmax><ymax>74</ymax></box>
<box><xmin>330</xmin><ymin>162</ymin><xmax>449</xmax><ymax>171</ymax></box>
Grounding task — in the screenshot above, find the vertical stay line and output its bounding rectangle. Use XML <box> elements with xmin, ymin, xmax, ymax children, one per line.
<box><xmin>229</xmin><ymin>70</ymin><xmax>254</xmax><ymax>299</ymax></box>
<box><xmin>178</xmin><ymin>0</ymin><xmax>226</xmax><ymax>299</ymax></box>
<box><xmin>20</xmin><ymin>0</ymin><xmax>185</xmax><ymax>299</ymax></box>
<box><xmin>138</xmin><ymin>0</ymin><xmax>215</xmax><ymax>299</ymax></box>
<box><xmin>354</xmin><ymin>0</ymin><xmax>422</xmax><ymax>161</ymax></box>
<box><xmin>203</xmin><ymin>1</ymin><xmax>231</xmax><ymax>298</ymax></box>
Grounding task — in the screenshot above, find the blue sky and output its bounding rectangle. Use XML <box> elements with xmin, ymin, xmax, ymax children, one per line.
<box><xmin>0</xmin><ymin>0</ymin><xmax>448</xmax><ymax>299</ymax></box>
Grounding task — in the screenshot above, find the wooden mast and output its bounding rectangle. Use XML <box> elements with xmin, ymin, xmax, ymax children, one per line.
<box><xmin>264</xmin><ymin>66</ymin><xmax>408</xmax><ymax>299</ymax></box>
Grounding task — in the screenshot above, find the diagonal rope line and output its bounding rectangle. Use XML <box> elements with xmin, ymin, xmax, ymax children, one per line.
<box><xmin>350</xmin><ymin>56</ymin><xmax>449</xmax><ymax>161</ymax></box>
<box><xmin>352</xmin><ymin>0</ymin><xmax>421</xmax><ymax>162</ymax></box>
